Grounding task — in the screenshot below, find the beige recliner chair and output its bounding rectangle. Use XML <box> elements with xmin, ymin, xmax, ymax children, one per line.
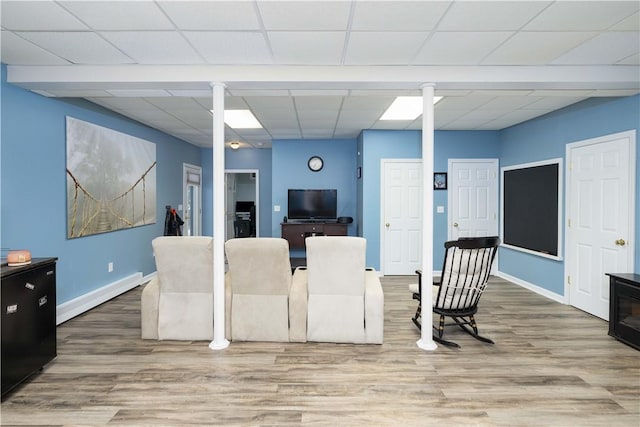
<box><xmin>141</xmin><ymin>236</ymin><xmax>214</xmax><ymax>341</ymax></box>
<box><xmin>225</xmin><ymin>237</ymin><xmax>307</xmax><ymax>342</ymax></box>
<box><xmin>296</xmin><ymin>236</ymin><xmax>384</xmax><ymax>344</ymax></box>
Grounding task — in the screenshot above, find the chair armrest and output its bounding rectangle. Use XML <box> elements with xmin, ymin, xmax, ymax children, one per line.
<box><xmin>141</xmin><ymin>277</ymin><xmax>160</xmax><ymax>339</ymax></box>
<box><xmin>289</xmin><ymin>267</ymin><xmax>308</xmax><ymax>342</ymax></box>
<box><xmin>364</xmin><ymin>269</ymin><xmax>384</xmax><ymax>344</ymax></box>
<box><xmin>225</xmin><ymin>272</ymin><xmax>232</xmax><ymax>340</ymax></box>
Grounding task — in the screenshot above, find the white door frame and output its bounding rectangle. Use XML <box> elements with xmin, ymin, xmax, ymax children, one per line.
<box><xmin>225</xmin><ymin>169</ymin><xmax>260</xmax><ymax>238</ymax></box>
<box><xmin>380</xmin><ymin>158</ymin><xmax>422</xmax><ymax>275</ymax></box>
<box><xmin>183</xmin><ymin>163</ymin><xmax>202</xmax><ymax>236</ymax></box>
<box><xmin>564</xmin><ymin>130</ymin><xmax>636</xmax><ymax>305</ymax></box>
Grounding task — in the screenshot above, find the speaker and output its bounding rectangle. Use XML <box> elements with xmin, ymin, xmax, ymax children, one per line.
<box><xmin>337</xmin><ymin>216</ymin><xmax>353</xmax><ymax>224</ymax></box>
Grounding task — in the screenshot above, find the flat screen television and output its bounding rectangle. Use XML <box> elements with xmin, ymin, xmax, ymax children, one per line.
<box><xmin>288</xmin><ymin>189</ymin><xmax>337</xmax><ymax>221</ymax></box>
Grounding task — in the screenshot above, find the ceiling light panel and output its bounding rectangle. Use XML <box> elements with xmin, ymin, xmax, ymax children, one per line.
<box><xmin>222</xmin><ymin>110</ymin><xmax>263</xmax><ymax>129</ymax></box>
<box><xmin>380</xmin><ymin>96</ymin><xmax>442</xmax><ymax>121</ymax></box>
<box><xmin>59</xmin><ymin>1</ymin><xmax>173</xmax><ymax>30</ymax></box>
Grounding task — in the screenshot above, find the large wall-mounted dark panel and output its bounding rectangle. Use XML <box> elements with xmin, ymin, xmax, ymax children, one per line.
<box><xmin>502</xmin><ymin>161</ymin><xmax>561</xmax><ymax>257</ymax></box>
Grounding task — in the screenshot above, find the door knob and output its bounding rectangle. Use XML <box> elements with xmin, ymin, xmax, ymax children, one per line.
<box><xmin>385</xmin><ymin>223</ymin><xmax>390</xmax><ymax>228</ymax></box>
<box><xmin>615</xmin><ymin>239</ymin><xmax>626</xmax><ymax>246</ymax></box>
<box><xmin>453</xmin><ymin>222</ymin><xmax>459</xmax><ymax>227</ymax></box>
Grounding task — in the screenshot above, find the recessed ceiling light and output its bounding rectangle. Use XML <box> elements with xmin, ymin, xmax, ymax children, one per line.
<box><xmin>380</xmin><ymin>96</ymin><xmax>443</xmax><ymax>121</ymax></box>
<box><xmin>210</xmin><ymin>109</ymin><xmax>262</xmax><ymax>129</ymax></box>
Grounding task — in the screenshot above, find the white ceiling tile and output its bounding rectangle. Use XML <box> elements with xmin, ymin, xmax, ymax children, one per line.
<box><xmin>158</xmin><ymin>1</ymin><xmax>260</xmax><ymax>30</ymax></box>
<box><xmin>258</xmin><ymin>118</ymin><xmax>300</xmax><ymax>128</ymax></box>
<box><xmin>617</xmin><ymin>52</ymin><xmax>640</xmax><ymax>65</ymax></box>
<box><xmin>437</xmin><ymin>1</ymin><xmax>551</xmax><ymax>31</ymax></box>
<box><xmin>524</xmin><ymin>1</ymin><xmax>640</xmax><ymax>31</ymax></box>
<box><xmin>268</xmin><ymin>32</ymin><xmax>345</xmax><ymax>65</ymax></box>
<box><xmin>106</xmin><ymin>89</ymin><xmax>172</xmax><ymax>97</ymax></box>
<box><xmin>168</xmin><ymin>90</ymin><xmax>212</xmax><ymax>97</ymax></box>
<box><xmin>482</xmin><ymin>32</ymin><xmax>597</xmax><ymax>65</ymax></box>
<box><xmin>591</xmin><ymin>89</ymin><xmax>640</xmax><ymax>97</ymax></box>
<box><xmin>16</xmin><ymin>32</ymin><xmax>133</xmax><ymax>64</ymax></box>
<box><xmin>289</xmin><ymin>89</ymin><xmax>349</xmax><ymax>96</ymax></box>
<box><xmin>46</xmin><ymin>89</ymin><xmax>112</xmax><ymax>97</ymax></box>
<box><xmin>345</xmin><ymin>32</ymin><xmax>428</xmax><ymax>65</ymax></box>
<box><xmin>522</xmin><ymin>97</ymin><xmax>585</xmax><ymax>110</ymax></box>
<box><xmin>301</xmin><ymin>129</ymin><xmax>335</xmax><ymax>138</ymax></box>
<box><xmin>270</xmin><ymin>130</ymin><xmax>303</xmax><ymax>139</ymax></box>
<box><xmin>60</xmin><ymin>1</ymin><xmax>173</xmax><ymax>30</ymax></box>
<box><xmin>227</xmin><ymin>89</ymin><xmax>290</xmax><ymax>97</ymax></box>
<box><xmin>0</xmin><ymin>31</ymin><xmax>70</xmax><ymax>65</ymax></box>
<box><xmin>413</xmin><ymin>32</ymin><xmax>512</xmax><ymax>65</ymax></box>
<box><xmin>257</xmin><ymin>1</ymin><xmax>351</xmax><ymax>31</ymax></box>
<box><xmin>145</xmin><ymin>97</ymin><xmax>204</xmax><ymax>111</ymax></box>
<box><xmin>294</xmin><ymin>96</ymin><xmax>343</xmax><ymax>110</ymax></box>
<box><xmin>341</xmin><ymin>96</ymin><xmax>393</xmax><ymax>112</ymax></box>
<box><xmin>1</xmin><ymin>1</ymin><xmax>88</xmax><ymax>30</ymax></box>
<box><xmin>351</xmin><ymin>1</ymin><xmax>451</xmax><ymax>31</ymax></box>
<box><xmin>481</xmin><ymin>96</ymin><xmax>541</xmax><ymax>110</ymax></box>
<box><xmin>552</xmin><ymin>32</ymin><xmax>640</xmax><ymax>65</ymax></box>
<box><xmin>530</xmin><ymin>90</ymin><xmax>594</xmax><ymax>97</ymax></box>
<box><xmin>184</xmin><ymin>32</ymin><xmax>272</xmax><ymax>64</ymax></box>
<box><xmin>610</xmin><ymin>11</ymin><xmax>640</xmax><ymax>31</ymax></box>
<box><xmin>436</xmin><ymin>95</ymin><xmax>497</xmax><ymax>110</ymax></box>
<box><xmin>101</xmin><ymin>31</ymin><xmax>203</xmax><ymax>64</ymax></box>
<box><xmin>245</xmin><ymin>96</ymin><xmax>295</xmax><ymax>109</ymax></box>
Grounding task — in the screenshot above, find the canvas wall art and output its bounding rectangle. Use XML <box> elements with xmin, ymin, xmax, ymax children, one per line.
<box><xmin>66</xmin><ymin>117</ymin><xmax>156</xmax><ymax>238</ymax></box>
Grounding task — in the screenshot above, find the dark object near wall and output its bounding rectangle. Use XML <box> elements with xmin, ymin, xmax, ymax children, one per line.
<box><xmin>503</xmin><ymin>162</ymin><xmax>560</xmax><ymax>256</ymax></box>
<box><xmin>337</xmin><ymin>216</ymin><xmax>353</xmax><ymax>224</ymax></box>
<box><xmin>164</xmin><ymin>206</ymin><xmax>184</xmax><ymax>236</ymax></box>
<box><xmin>607</xmin><ymin>273</ymin><xmax>640</xmax><ymax>351</ymax></box>
<box><xmin>2</xmin><ymin>258</ymin><xmax>57</xmax><ymax>398</ymax></box>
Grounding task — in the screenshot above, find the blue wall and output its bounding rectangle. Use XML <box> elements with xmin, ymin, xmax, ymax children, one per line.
<box><xmin>201</xmin><ymin>147</ymin><xmax>272</xmax><ymax>237</ymax></box>
<box><xmin>499</xmin><ymin>95</ymin><xmax>640</xmax><ymax>294</ymax></box>
<box><xmin>1</xmin><ymin>65</ymin><xmax>201</xmax><ymax>304</ymax></box>
<box><xmin>359</xmin><ymin>129</ymin><xmax>501</xmax><ymax>268</ymax></box>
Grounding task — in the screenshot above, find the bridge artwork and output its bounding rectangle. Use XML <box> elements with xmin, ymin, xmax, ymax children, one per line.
<box><xmin>66</xmin><ymin>117</ymin><xmax>157</xmax><ymax>239</ymax></box>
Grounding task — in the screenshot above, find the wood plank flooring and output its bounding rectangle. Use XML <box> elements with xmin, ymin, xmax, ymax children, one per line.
<box><xmin>2</xmin><ymin>276</ymin><xmax>638</xmax><ymax>426</ymax></box>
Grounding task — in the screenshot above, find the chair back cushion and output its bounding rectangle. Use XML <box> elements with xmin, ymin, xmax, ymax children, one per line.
<box><xmin>306</xmin><ymin>236</ymin><xmax>367</xmax><ymax>343</ymax></box>
<box><xmin>153</xmin><ymin>236</ymin><xmax>214</xmax><ymax>293</ymax></box>
<box><xmin>152</xmin><ymin>236</ymin><xmax>214</xmax><ymax>340</ymax></box>
<box><xmin>225</xmin><ymin>238</ymin><xmax>292</xmax><ymax>295</ymax></box>
<box><xmin>225</xmin><ymin>238</ymin><xmax>292</xmax><ymax>342</ymax></box>
<box><xmin>306</xmin><ymin>236</ymin><xmax>366</xmax><ymax>296</ymax></box>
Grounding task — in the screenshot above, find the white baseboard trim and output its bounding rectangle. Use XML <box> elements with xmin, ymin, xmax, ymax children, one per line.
<box><xmin>56</xmin><ymin>272</ymin><xmax>144</xmax><ymax>325</ymax></box>
<box><xmin>495</xmin><ymin>270</ymin><xmax>565</xmax><ymax>304</ymax></box>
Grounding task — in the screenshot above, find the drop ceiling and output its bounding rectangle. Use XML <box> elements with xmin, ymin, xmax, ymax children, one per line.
<box><xmin>2</xmin><ymin>0</ymin><xmax>639</xmax><ymax>148</ymax></box>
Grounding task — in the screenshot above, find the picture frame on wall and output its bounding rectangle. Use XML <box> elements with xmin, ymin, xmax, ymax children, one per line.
<box><xmin>434</xmin><ymin>172</ymin><xmax>447</xmax><ymax>190</ymax></box>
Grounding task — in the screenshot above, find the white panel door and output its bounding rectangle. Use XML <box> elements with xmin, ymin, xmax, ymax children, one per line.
<box><xmin>449</xmin><ymin>159</ymin><xmax>499</xmax><ymax>239</ymax></box>
<box><xmin>567</xmin><ymin>131</ymin><xmax>635</xmax><ymax>320</ymax></box>
<box><xmin>382</xmin><ymin>160</ymin><xmax>422</xmax><ymax>275</ymax></box>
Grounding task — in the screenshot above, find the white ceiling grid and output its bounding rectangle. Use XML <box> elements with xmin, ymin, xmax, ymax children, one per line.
<box><xmin>1</xmin><ymin>0</ymin><xmax>639</xmax><ymax>148</ymax></box>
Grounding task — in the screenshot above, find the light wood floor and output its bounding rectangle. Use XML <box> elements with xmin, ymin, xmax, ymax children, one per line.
<box><xmin>2</xmin><ymin>276</ymin><xmax>638</xmax><ymax>426</ymax></box>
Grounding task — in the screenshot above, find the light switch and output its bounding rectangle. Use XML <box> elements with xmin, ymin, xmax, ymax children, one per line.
<box><xmin>274</xmin><ymin>205</ymin><xmax>281</xmax><ymax>212</ymax></box>
<box><xmin>436</xmin><ymin>205</ymin><xmax>445</xmax><ymax>213</ymax></box>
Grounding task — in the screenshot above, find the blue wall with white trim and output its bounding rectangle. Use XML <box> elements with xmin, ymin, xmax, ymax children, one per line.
<box><xmin>1</xmin><ymin>65</ymin><xmax>201</xmax><ymax>304</ymax></box>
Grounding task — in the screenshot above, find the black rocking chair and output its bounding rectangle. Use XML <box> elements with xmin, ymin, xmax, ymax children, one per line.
<box><xmin>410</xmin><ymin>236</ymin><xmax>500</xmax><ymax>348</ymax></box>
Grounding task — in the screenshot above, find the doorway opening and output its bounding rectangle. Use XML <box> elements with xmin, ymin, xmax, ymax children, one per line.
<box><xmin>225</xmin><ymin>169</ymin><xmax>259</xmax><ymax>241</ymax></box>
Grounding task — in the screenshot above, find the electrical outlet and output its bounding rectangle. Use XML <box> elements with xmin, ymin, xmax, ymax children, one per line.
<box><xmin>108</xmin><ymin>262</ymin><xmax>114</xmax><ymax>272</ymax></box>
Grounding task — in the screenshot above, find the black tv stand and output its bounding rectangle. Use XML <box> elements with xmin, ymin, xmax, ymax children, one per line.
<box><xmin>281</xmin><ymin>221</ymin><xmax>347</xmax><ymax>249</ymax></box>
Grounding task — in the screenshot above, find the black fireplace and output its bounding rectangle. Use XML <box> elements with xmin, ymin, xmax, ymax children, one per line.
<box><xmin>607</xmin><ymin>273</ymin><xmax>640</xmax><ymax>350</ymax></box>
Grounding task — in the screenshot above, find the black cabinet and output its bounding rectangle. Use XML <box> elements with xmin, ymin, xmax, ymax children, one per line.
<box><xmin>2</xmin><ymin>258</ymin><xmax>57</xmax><ymax>397</ymax></box>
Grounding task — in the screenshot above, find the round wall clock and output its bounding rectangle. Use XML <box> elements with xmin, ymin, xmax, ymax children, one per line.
<box><xmin>308</xmin><ymin>155</ymin><xmax>324</xmax><ymax>172</ymax></box>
